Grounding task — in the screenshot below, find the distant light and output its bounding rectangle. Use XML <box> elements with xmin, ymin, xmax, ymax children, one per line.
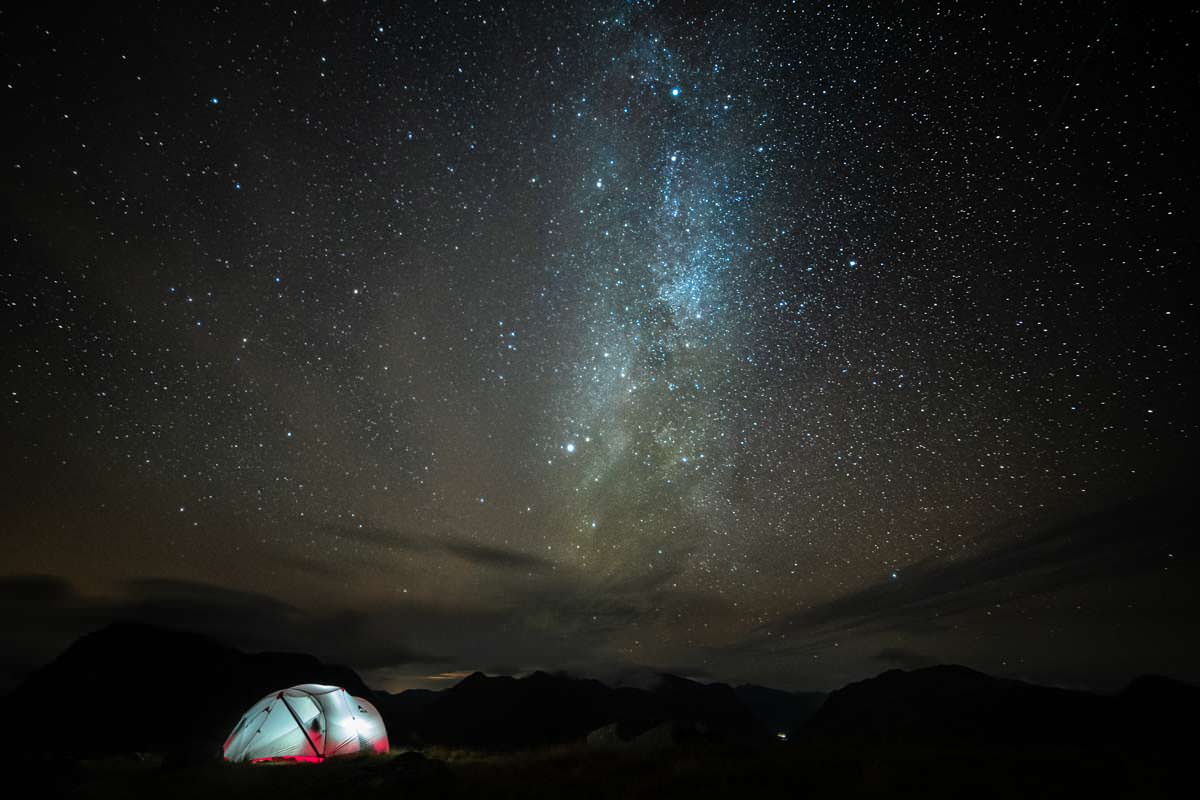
<box><xmin>210</xmin><ymin>97</ymin><xmax>219</xmax><ymax>105</ymax></box>
<box><xmin>565</xmin><ymin>442</ymin><xmax>576</xmax><ymax>454</ymax></box>
<box><xmin>776</xmin><ymin>732</ymin><xmax>789</xmax><ymax>741</ymax></box>
<box><xmin>670</xmin><ymin>86</ymin><xmax>681</xmax><ymax>97</ymax></box>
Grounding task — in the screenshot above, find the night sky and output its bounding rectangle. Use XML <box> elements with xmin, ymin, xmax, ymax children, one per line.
<box><xmin>2</xmin><ymin>1</ymin><xmax>1196</xmax><ymax>693</ymax></box>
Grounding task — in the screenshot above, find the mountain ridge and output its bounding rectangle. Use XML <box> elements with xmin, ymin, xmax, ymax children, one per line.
<box><xmin>4</xmin><ymin>622</ymin><xmax>1195</xmax><ymax>757</ymax></box>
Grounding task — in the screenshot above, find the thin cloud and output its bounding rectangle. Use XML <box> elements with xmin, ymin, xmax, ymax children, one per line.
<box><xmin>322</xmin><ymin>521</ymin><xmax>556</xmax><ymax>573</ymax></box>
<box><xmin>774</xmin><ymin>491</ymin><xmax>1192</xmax><ymax>638</ymax></box>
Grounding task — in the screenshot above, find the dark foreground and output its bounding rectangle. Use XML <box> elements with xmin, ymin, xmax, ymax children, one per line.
<box><xmin>28</xmin><ymin>740</ymin><xmax>1184</xmax><ymax>800</ymax></box>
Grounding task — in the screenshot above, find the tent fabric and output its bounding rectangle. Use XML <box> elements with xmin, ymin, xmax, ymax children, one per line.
<box><xmin>223</xmin><ymin>683</ymin><xmax>389</xmax><ymax>762</ymax></box>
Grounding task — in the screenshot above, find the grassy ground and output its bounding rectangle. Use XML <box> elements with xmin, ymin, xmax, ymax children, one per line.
<box><xmin>24</xmin><ymin>740</ymin><xmax>1182</xmax><ymax>799</ymax></box>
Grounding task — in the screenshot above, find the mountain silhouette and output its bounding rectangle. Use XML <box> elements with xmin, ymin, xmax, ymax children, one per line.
<box><xmin>802</xmin><ymin>664</ymin><xmax>1198</xmax><ymax>751</ymax></box>
<box><xmin>804</xmin><ymin>664</ymin><xmax>1112</xmax><ymax>743</ymax></box>
<box><xmin>6</xmin><ymin>624</ymin><xmax>1196</xmax><ymax>760</ymax></box>
<box><xmin>3</xmin><ymin>625</ymin><xmax>772</xmax><ymax>756</ymax></box>
<box><xmin>2</xmin><ymin>622</ymin><xmax>377</xmax><ymax>759</ymax></box>
<box><xmin>391</xmin><ymin>669</ymin><xmax>757</xmax><ymax>749</ymax></box>
<box><xmin>1117</xmin><ymin>674</ymin><xmax>1200</xmax><ymax>752</ymax></box>
<box><xmin>733</xmin><ymin>684</ymin><xmax>826</xmax><ymax>735</ymax></box>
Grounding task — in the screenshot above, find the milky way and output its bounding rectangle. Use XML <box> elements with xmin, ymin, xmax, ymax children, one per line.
<box><xmin>2</xmin><ymin>2</ymin><xmax>1195</xmax><ymax>690</ymax></box>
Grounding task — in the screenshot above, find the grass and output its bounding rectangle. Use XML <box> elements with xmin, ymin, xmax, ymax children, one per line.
<box><xmin>20</xmin><ymin>739</ymin><xmax>1183</xmax><ymax>799</ymax></box>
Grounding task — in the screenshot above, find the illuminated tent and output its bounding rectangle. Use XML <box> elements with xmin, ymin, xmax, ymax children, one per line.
<box><xmin>223</xmin><ymin>683</ymin><xmax>389</xmax><ymax>763</ymax></box>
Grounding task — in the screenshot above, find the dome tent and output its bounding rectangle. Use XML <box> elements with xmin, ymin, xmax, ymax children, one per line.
<box><xmin>223</xmin><ymin>683</ymin><xmax>388</xmax><ymax>763</ymax></box>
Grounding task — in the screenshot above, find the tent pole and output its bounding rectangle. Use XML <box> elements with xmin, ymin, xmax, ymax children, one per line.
<box><xmin>280</xmin><ymin>694</ymin><xmax>322</xmax><ymax>760</ymax></box>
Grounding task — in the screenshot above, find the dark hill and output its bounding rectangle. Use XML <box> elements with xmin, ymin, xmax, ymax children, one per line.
<box><xmin>12</xmin><ymin>624</ymin><xmax>1194</xmax><ymax>760</ymax></box>
<box><xmin>802</xmin><ymin>664</ymin><xmax>1200</xmax><ymax>751</ymax></box>
<box><xmin>413</xmin><ymin>671</ymin><xmax>614</xmax><ymax>747</ymax></box>
<box><xmin>1117</xmin><ymin>674</ymin><xmax>1200</xmax><ymax>751</ymax></box>
<box><xmin>401</xmin><ymin>670</ymin><xmax>757</xmax><ymax>749</ymax></box>
<box><xmin>804</xmin><ymin>664</ymin><xmax>1112</xmax><ymax>744</ymax></box>
<box><xmin>652</xmin><ymin>673</ymin><xmax>752</xmax><ymax>731</ymax></box>
<box><xmin>373</xmin><ymin>686</ymin><xmax>442</xmax><ymax>730</ymax></box>
<box><xmin>734</xmin><ymin>684</ymin><xmax>826</xmax><ymax>735</ymax></box>
<box><xmin>2</xmin><ymin>624</ymin><xmax>767</xmax><ymax>755</ymax></box>
<box><xmin>1119</xmin><ymin>673</ymin><xmax>1200</xmax><ymax>709</ymax></box>
<box><xmin>3</xmin><ymin>622</ymin><xmax>377</xmax><ymax>758</ymax></box>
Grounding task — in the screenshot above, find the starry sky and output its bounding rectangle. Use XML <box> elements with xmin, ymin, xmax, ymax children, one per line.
<box><xmin>2</xmin><ymin>1</ymin><xmax>1196</xmax><ymax>693</ymax></box>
